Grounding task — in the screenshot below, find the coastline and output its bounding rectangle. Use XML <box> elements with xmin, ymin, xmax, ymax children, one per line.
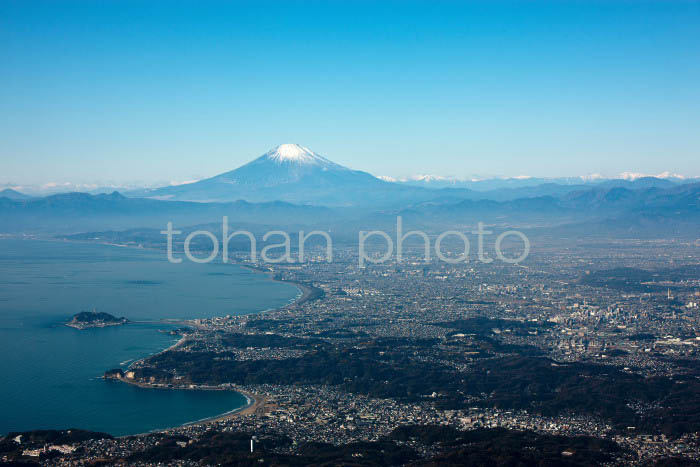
<box><xmin>235</xmin><ymin>262</ymin><xmax>316</xmax><ymax>307</ymax></box>
<box><xmin>187</xmin><ymin>389</ymin><xmax>265</xmax><ymax>424</ymax></box>
<box><xmin>104</xmin><ymin>333</ymin><xmax>263</xmax><ymax>435</ymax></box>
<box><xmin>109</xmin><ymin>375</ymin><xmax>263</xmax><ymax>433</ymax></box>
<box><xmin>34</xmin><ymin>237</ymin><xmax>314</xmax><ymax>310</ymax></box>
<box><xmin>5</xmin><ymin>237</ymin><xmax>317</xmax><ymax>310</ymax></box>
<box><xmin>92</xmin><ymin>249</ymin><xmax>308</xmax><ymax>434</ymax></box>
<box><xmin>65</xmin><ymin>321</ymin><xmax>127</xmax><ymax>330</ymax></box>
<box><xmin>6</xmin><ymin>237</ymin><xmax>305</xmax><ymax>435</ymax></box>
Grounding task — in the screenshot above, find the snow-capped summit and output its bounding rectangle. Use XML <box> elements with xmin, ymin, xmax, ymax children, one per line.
<box><xmin>136</xmin><ymin>143</ymin><xmax>421</xmax><ymax>205</ymax></box>
<box><xmin>121</xmin><ymin>142</ymin><xmax>700</xmax><ymax>206</ymax></box>
<box><xmin>261</xmin><ymin>144</ymin><xmax>340</xmax><ymax>168</ymax></box>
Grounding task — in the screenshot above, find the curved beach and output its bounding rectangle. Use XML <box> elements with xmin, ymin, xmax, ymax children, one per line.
<box><xmin>107</xmin><ymin>262</ymin><xmax>311</xmax><ymax>434</ymax></box>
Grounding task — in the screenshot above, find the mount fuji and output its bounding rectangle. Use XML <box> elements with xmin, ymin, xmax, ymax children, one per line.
<box><xmin>133</xmin><ymin>144</ymin><xmax>436</xmax><ymax>206</ymax></box>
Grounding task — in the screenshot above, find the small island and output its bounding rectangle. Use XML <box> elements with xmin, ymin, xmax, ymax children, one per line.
<box><xmin>66</xmin><ymin>311</ymin><xmax>129</xmax><ymax>330</ymax></box>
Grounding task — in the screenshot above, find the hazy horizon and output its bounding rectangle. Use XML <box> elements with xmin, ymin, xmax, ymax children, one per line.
<box><xmin>2</xmin><ymin>1</ymin><xmax>699</xmax><ymax>186</ymax></box>
<box><xmin>2</xmin><ymin>141</ymin><xmax>699</xmax><ymax>195</ymax></box>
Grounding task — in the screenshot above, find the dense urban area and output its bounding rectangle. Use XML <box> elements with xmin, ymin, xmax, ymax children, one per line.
<box><xmin>3</xmin><ymin>233</ymin><xmax>700</xmax><ymax>466</ymax></box>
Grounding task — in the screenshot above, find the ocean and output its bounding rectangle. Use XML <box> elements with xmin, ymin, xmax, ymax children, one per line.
<box><xmin>0</xmin><ymin>239</ymin><xmax>299</xmax><ymax>436</ymax></box>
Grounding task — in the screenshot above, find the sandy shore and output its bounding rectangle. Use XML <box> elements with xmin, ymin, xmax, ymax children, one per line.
<box><xmin>107</xmin><ymin>373</ymin><xmax>264</xmax><ymax>434</ymax></box>
<box><xmin>195</xmin><ymin>389</ymin><xmax>266</xmax><ymax>424</ymax></box>
<box><xmin>62</xmin><ymin>241</ymin><xmax>307</xmax><ymax>433</ymax></box>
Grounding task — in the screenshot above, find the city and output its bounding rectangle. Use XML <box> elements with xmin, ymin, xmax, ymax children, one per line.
<box><xmin>4</xmin><ymin>234</ymin><xmax>698</xmax><ymax>465</ymax></box>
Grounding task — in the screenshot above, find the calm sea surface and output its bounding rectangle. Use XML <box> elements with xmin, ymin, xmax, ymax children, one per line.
<box><xmin>0</xmin><ymin>239</ymin><xmax>299</xmax><ymax>436</ymax></box>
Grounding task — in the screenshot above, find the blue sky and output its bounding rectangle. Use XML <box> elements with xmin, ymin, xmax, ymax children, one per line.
<box><xmin>1</xmin><ymin>0</ymin><xmax>699</xmax><ymax>187</ymax></box>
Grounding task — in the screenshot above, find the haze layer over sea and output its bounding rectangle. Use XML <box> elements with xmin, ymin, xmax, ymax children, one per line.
<box><xmin>0</xmin><ymin>239</ymin><xmax>299</xmax><ymax>436</ymax></box>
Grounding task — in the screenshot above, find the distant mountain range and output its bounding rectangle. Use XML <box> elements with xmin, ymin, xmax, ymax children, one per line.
<box><xmin>382</xmin><ymin>172</ymin><xmax>696</xmax><ymax>190</ymax></box>
<box><xmin>4</xmin><ymin>145</ymin><xmax>697</xmax><ymax>203</ymax></box>
<box><xmin>1</xmin><ymin>182</ymin><xmax>698</xmax><ymax>236</ymax></box>
<box><xmin>394</xmin><ymin>182</ymin><xmax>700</xmax><ymax>228</ymax></box>
<box><xmin>1</xmin><ymin>144</ymin><xmax>698</xmax><ymax>235</ymax></box>
<box><xmin>0</xmin><ymin>191</ymin><xmax>337</xmax><ymax>233</ymax></box>
<box><xmin>125</xmin><ymin>144</ymin><xmax>698</xmax><ymax>206</ymax></box>
<box><xmin>128</xmin><ymin>144</ymin><xmax>440</xmax><ymax>207</ymax></box>
<box><xmin>0</xmin><ymin>188</ymin><xmax>32</xmax><ymax>200</ymax></box>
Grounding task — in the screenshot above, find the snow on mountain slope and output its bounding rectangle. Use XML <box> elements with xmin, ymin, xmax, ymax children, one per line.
<box><xmin>263</xmin><ymin>143</ymin><xmax>341</xmax><ymax>167</ymax></box>
<box><xmin>132</xmin><ymin>144</ymin><xmax>433</xmax><ymax>206</ymax></box>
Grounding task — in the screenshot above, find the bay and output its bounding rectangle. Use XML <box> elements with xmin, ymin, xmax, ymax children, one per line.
<box><xmin>0</xmin><ymin>239</ymin><xmax>299</xmax><ymax>436</ymax></box>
